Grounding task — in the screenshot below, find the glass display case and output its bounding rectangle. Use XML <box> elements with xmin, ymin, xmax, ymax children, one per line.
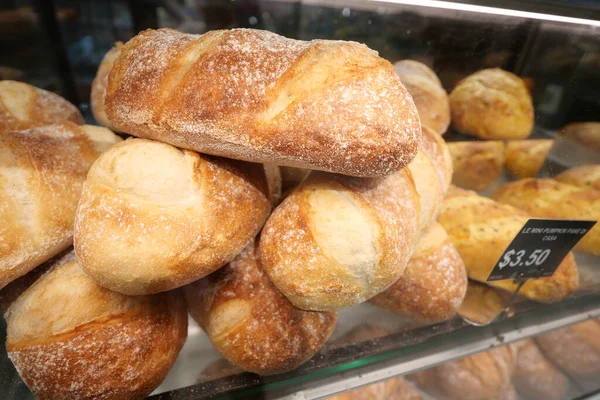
<box><xmin>1</xmin><ymin>1</ymin><xmax>599</xmax><ymax>399</ymax></box>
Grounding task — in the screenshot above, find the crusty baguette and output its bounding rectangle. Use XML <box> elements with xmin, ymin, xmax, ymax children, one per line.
<box><xmin>439</xmin><ymin>186</ymin><xmax>579</xmax><ymax>302</ymax></box>
<box><xmin>183</xmin><ymin>241</ymin><xmax>336</xmax><ymax>375</ymax></box>
<box><xmin>5</xmin><ymin>251</ymin><xmax>187</xmax><ymax>400</ymax></box>
<box><xmin>91</xmin><ymin>43</ymin><xmax>122</xmax><ymax>131</ymax></box>
<box><xmin>449</xmin><ymin>68</ymin><xmax>534</xmax><ymax>140</ymax></box>
<box><xmin>0</xmin><ymin>80</ymin><xmax>84</xmax><ymax>132</ymax></box>
<box><xmin>535</xmin><ymin>319</ymin><xmax>600</xmax><ymax>377</ymax></box>
<box><xmin>511</xmin><ymin>339</ymin><xmax>569</xmax><ymax>400</ymax></box>
<box><xmin>492</xmin><ymin>178</ymin><xmax>599</xmax><ymax>255</ymax></box>
<box><xmin>370</xmin><ymin>222</ymin><xmax>467</xmax><ymax>322</ymax></box>
<box><xmin>394</xmin><ymin>60</ymin><xmax>450</xmax><ymax>135</ymax></box>
<box><xmin>504</xmin><ymin>139</ymin><xmax>553</xmax><ymax>179</ymax></box>
<box><xmin>0</xmin><ymin>122</ymin><xmax>118</xmax><ymax>290</ymax></box>
<box><xmin>559</xmin><ymin>122</ymin><xmax>600</xmax><ymax>152</ymax></box>
<box><xmin>555</xmin><ymin>164</ymin><xmax>600</xmax><ymax>191</ymax></box>
<box><xmin>448</xmin><ymin>140</ymin><xmax>505</xmax><ymax>191</ymax></box>
<box><xmin>74</xmin><ymin>138</ymin><xmax>271</xmax><ymax>295</ymax></box>
<box><xmin>103</xmin><ymin>28</ymin><xmax>421</xmax><ymax>177</ymax></box>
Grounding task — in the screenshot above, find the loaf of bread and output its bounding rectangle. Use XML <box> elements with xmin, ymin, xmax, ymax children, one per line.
<box><xmin>327</xmin><ymin>377</ymin><xmax>423</xmax><ymax>400</ymax></box>
<box><xmin>91</xmin><ymin>43</ymin><xmax>122</xmax><ymax>131</ymax></box>
<box><xmin>448</xmin><ymin>140</ymin><xmax>505</xmax><ymax>191</ymax></box>
<box><xmin>5</xmin><ymin>251</ymin><xmax>187</xmax><ymax>400</ymax></box>
<box><xmin>394</xmin><ymin>60</ymin><xmax>450</xmax><ymax>135</ymax></box>
<box><xmin>183</xmin><ymin>241</ymin><xmax>336</xmax><ymax>375</ymax></box>
<box><xmin>504</xmin><ymin>139</ymin><xmax>553</xmax><ymax>179</ymax></box>
<box><xmin>449</xmin><ymin>68</ymin><xmax>534</xmax><ymax>140</ymax></box>
<box><xmin>410</xmin><ymin>346</ymin><xmax>515</xmax><ymax>400</ymax></box>
<box><xmin>74</xmin><ymin>138</ymin><xmax>271</xmax><ymax>295</ymax></box>
<box><xmin>511</xmin><ymin>339</ymin><xmax>569</xmax><ymax>400</ymax></box>
<box><xmin>559</xmin><ymin>122</ymin><xmax>600</xmax><ymax>152</ymax></box>
<box><xmin>103</xmin><ymin>28</ymin><xmax>421</xmax><ymax>177</ymax></box>
<box><xmin>439</xmin><ymin>186</ymin><xmax>579</xmax><ymax>302</ymax></box>
<box><xmin>370</xmin><ymin>222</ymin><xmax>467</xmax><ymax>322</ymax></box>
<box><xmin>0</xmin><ymin>122</ymin><xmax>120</xmax><ymax>290</ymax></box>
<box><xmin>535</xmin><ymin>319</ymin><xmax>600</xmax><ymax>377</ymax></box>
<box><xmin>0</xmin><ymin>80</ymin><xmax>84</xmax><ymax>132</ymax></box>
<box><xmin>492</xmin><ymin>178</ymin><xmax>599</xmax><ymax>255</ymax></box>
<box><xmin>555</xmin><ymin>164</ymin><xmax>600</xmax><ymax>191</ymax></box>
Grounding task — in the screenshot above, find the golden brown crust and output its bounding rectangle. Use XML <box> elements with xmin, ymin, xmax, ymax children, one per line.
<box><xmin>6</xmin><ymin>255</ymin><xmax>187</xmax><ymax>400</ymax></box>
<box><xmin>504</xmin><ymin>139</ymin><xmax>553</xmax><ymax>179</ymax></box>
<box><xmin>104</xmin><ymin>28</ymin><xmax>421</xmax><ymax>177</ymax></box>
<box><xmin>559</xmin><ymin>122</ymin><xmax>600</xmax><ymax>152</ymax></box>
<box><xmin>555</xmin><ymin>164</ymin><xmax>600</xmax><ymax>191</ymax></box>
<box><xmin>492</xmin><ymin>178</ymin><xmax>600</xmax><ymax>255</ymax></box>
<box><xmin>183</xmin><ymin>241</ymin><xmax>336</xmax><ymax>375</ymax></box>
<box><xmin>394</xmin><ymin>60</ymin><xmax>450</xmax><ymax>135</ymax></box>
<box><xmin>0</xmin><ymin>122</ymin><xmax>98</xmax><ymax>290</ymax></box>
<box><xmin>440</xmin><ymin>186</ymin><xmax>579</xmax><ymax>302</ymax></box>
<box><xmin>449</xmin><ymin>68</ymin><xmax>534</xmax><ymax>140</ymax></box>
<box><xmin>370</xmin><ymin>223</ymin><xmax>467</xmax><ymax>322</ymax></box>
<box><xmin>74</xmin><ymin>138</ymin><xmax>271</xmax><ymax>295</ymax></box>
<box><xmin>91</xmin><ymin>43</ymin><xmax>122</xmax><ymax>131</ymax></box>
<box><xmin>0</xmin><ymin>81</ymin><xmax>84</xmax><ymax>133</ymax></box>
<box><xmin>448</xmin><ymin>140</ymin><xmax>505</xmax><ymax>191</ymax></box>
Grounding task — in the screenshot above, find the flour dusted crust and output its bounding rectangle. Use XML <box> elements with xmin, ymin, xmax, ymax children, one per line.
<box><xmin>0</xmin><ymin>80</ymin><xmax>84</xmax><ymax>133</ymax></box>
<box><xmin>104</xmin><ymin>28</ymin><xmax>421</xmax><ymax>177</ymax></box>
<box><xmin>5</xmin><ymin>254</ymin><xmax>187</xmax><ymax>400</ymax></box>
<box><xmin>370</xmin><ymin>223</ymin><xmax>467</xmax><ymax>322</ymax></box>
<box><xmin>183</xmin><ymin>241</ymin><xmax>336</xmax><ymax>375</ymax></box>
<box><xmin>0</xmin><ymin>122</ymin><xmax>99</xmax><ymax>290</ymax></box>
<box><xmin>448</xmin><ymin>140</ymin><xmax>505</xmax><ymax>191</ymax></box>
<box><xmin>504</xmin><ymin>139</ymin><xmax>552</xmax><ymax>179</ymax></box>
<box><xmin>74</xmin><ymin>138</ymin><xmax>271</xmax><ymax>295</ymax></box>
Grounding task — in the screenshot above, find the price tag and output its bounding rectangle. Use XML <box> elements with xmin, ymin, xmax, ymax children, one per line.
<box><xmin>487</xmin><ymin>219</ymin><xmax>596</xmax><ymax>282</ymax></box>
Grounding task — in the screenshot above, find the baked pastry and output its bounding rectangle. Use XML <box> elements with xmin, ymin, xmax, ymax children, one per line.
<box><xmin>555</xmin><ymin>164</ymin><xmax>600</xmax><ymax>191</ymax></box>
<box><xmin>394</xmin><ymin>60</ymin><xmax>450</xmax><ymax>135</ymax></box>
<box><xmin>74</xmin><ymin>138</ymin><xmax>271</xmax><ymax>295</ymax></box>
<box><xmin>439</xmin><ymin>186</ymin><xmax>579</xmax><ymax>302</ymax></box>
<box><xmin>458</xmin><ymin>281</ymin><xmax>511</xmax><ymax>325</ymax></box>
<box><xmin>448</xmin><ymin>140</ymin><xmax>505</xmax><ymax>191</ymax></box>
<box><xmin>183</xmin><ymin>241</ymin><xmax>336</xmax><ymax>375</ymax></box>
<box><xmin>512</xmin><ymin>339</ymin><xmax>569</xmax><ymax>400</ymax></box>
<box><xmin>5</xmin><ymin>251</ymin><xmax>187</xmax><ymax>400</ymax></box>
<box><xmin>370</xmin><ymin>222</ymin><xmax>467</xmax><ymax>322</ymax></box>
<box><xmin>504</xmin><ymin>139</ymin><xmax>553</xmax><ymax>179</ymax></box>
<box><xmin>535</xmin><ymin>319</ymin><xmax>600</xmax><ymax>377</ymax></box>
<box><xmin>91</xmin><ymin>43</ymin><xmax>122</xmax><ymax>131</ymax></box>
<box><xmin>0</xmin><ymin>80</ymin><xmax>84</xmax><ymax>132</ymax></box>
<box><xmin>559</xmin><ymin>122</ymin><xmax>600</xmax><ymax>152</ymax></box>
<box><xmin>103</xmin><ymin>28</ymin><xmax>421</xmax><ymax>177</ymax></box>
<box><xmin>492</xmin><ymin>178</ymin><xmax>600</xmax><ymax>255</ymax></box>
<box><xmin>449</xmin><ymin>68</ymin><xmax>534</xmax><ymax>140</ymax></box>
<box><xmin>0</xmin><ymin>122</ymin><xmax>119</xmax><ymax>290</ymax></box>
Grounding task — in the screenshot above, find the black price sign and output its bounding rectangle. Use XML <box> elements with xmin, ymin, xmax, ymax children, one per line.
<box><xmin>487</xmin><ymin>219</ymin><xmax>596</xmax><ymax>282</ymax></box>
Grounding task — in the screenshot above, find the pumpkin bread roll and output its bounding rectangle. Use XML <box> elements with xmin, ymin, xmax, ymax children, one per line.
<box><xmin>448</xmin><ymin>140</ymin><xmax>505</xmax><ymax>191</ymax></box>
<box><xmin>504</xmin><ymin>139</ymin><xmax>553</xmax><ymax>179</ymax></box>
<box><xmin>559</xmin><ymin>122</ymin><xmax>600</xmax><ymax>152</ymax></box>
<box><xmin>555</xmin><ymin>164</ymin><xmax>600</xmax><ymax>191</ymax></box>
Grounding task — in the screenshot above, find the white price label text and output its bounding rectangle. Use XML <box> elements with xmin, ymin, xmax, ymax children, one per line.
<box><xmin>498</xmin><ymin>249</ymin><xmax>551</xmax><ymax>270</ymax></box>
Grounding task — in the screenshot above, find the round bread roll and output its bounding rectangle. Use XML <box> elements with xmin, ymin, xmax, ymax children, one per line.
<box><xmin>5</xmin><ymin>251</ymin><xmax>187</xmax><ymax>400</ymax></box>
<box><xmin>449</xmin><ymin>68</ymin><xmax>534</xmax><ymax>140</ymax></box>
<box><xmin>184</xmin><ymin>241</ymin><xmax>336</xmax><ymax>375</ymax></box>
<box><xmin>448</xmin><ymin>140</ymin><xmax>505</xmax><ymax>191</ymax></box>
<box><xmin>559</xmin><ymin>122</ymin><xmax>600</xmax><ymax>152</ymax></box>
<box><xmin>91</xmin><ymin>44</ymin><xmax>122</xmax><ymax>131</ymax></box>
<box><xmin>535</xmin><ymin>319</ymin><xmax>600</xmax><ymax>377</ymax></box>
<box><xmin>0</xmin><ymin>80</ymin><xmax>84</xmax><ymax>133</ymax></box>
<box><xmin>74</xmin><ymin>138</ymin><xmax>271</xmax><ymax>295</ymax></box>
<box><xmin>394</xmin><ymin>60</ymin><xmax>450</xmax><ymax>135</ymax></box>
<box><xmin>370</xmin><ymin>222</ymin><xmax>467</xmax><ymax>322</ymax></box>
<box><xmin>555</xmin><ymin>164</ymin><xmax>600</xmax><ymax>191</ymax></box>
<box><xmin>504</xmin><ymin>139</ymin><xmax>553</xmax><ymax>179</ymax></box>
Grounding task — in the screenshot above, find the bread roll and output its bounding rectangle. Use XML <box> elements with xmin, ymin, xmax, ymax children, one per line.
<box><xmin>5</xmin><ymin>251</ymin><xmax>187</xmax><ymax>400</ymax></box>
<box><xmin>504</xmin><ymin>139</ymin><xmax>553</xmax><ymax>179</ymax></box>
<box><xmin>555</xmin><ymin>164</ymin><xmax>600</xmax><ymax>191</ymax></box>
<box><xmin>394</xmin><ymin>60</ymin><xmax>450</xmax><ymax>135</ymax></box>
<box><xmin>0</xmin><ymin>122</ymin><xmax>108</xmax><ymax>290</ymax></box>
<box><xmin>559</xmin><ymin>122</ymin><xmax>600</xmax><ymax>152</ymax></box>
<box><xmin>327</xmin><ymin>377</ymin><xmax>423</xmax><ymax>400</ymax></box>
<box><xmin>449</xmin><ymin>68</ymin><xmax>534</xmax><ymax>140</ymax></box>
<box><xmin>0</xmin><ymin>80</ymin><xmax>84</xmax><ymax>133</ymax></box>
<box><xmin>535</xmin><ymin>319</ymin><xmax>600</xmax><ymax>377</ymax></box>
<box><xmin>74</xmin><ymin>138</ymin><xmax>271</xmax><ymax>295</ymax></box>
<box><xmin>439</xmin><ymin>186</ymin><xmax>579</xmax><ymax>302</ymax></box>
<box><xmin>512</xmin><ymin>339</ymin><xmax>569</xmax><ymax>400</ymax></box>
<box><xmin>183</xmin><ymin>241</ymin><xmax>336</xmax><ymax>375</ymax></box>
<box><xmin>91</xmin><ymin>43</ymin><xmax>122</xmax><ymax>131</ymax></box>
<box><xmin>492</xmin><ymin>178</ymin><xmax>599</xmax><ymax>255</ymax></box>
<box><xmin>370</xmin><ymin>222</ymin><xmax>467</xmax><ymax>322</ymax></box>
<box><xmin>448</xmin><ymin>140</ymin><xmax>505</xmax><ymax>191</ymax></box>
<box><xmin>104</xmin><ymin>28</ymin><xmax>421</xmax><ymax>177</ymax></box>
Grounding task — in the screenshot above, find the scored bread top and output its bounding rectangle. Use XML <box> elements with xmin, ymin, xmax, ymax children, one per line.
<box><xmin>104</xmin><ymin>28</ymin><xmax>421</xmax><ymax>177</ymax></box>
